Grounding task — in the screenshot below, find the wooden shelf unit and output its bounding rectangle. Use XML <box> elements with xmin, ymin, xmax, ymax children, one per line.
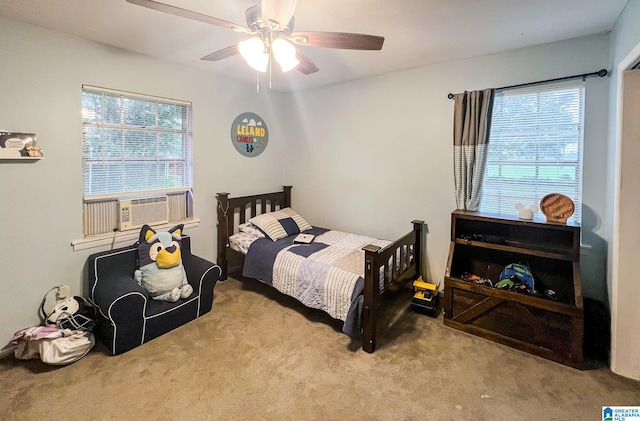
<box><xmin>443</xmin><ymin>210</ymin><xmax>584</xmax><ymax>368</ymax></box>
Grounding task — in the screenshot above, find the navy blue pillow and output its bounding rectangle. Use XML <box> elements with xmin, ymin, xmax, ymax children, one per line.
<box><xmin>279</xmin><ymin>217</ymin><xmax>301</xmax><ymax>236</ymax></box>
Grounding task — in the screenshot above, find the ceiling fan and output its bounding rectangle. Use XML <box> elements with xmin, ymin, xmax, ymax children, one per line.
<box><xmin>126</xmin><ymin>0</ymin><xmax>385</xmax><ymax>77</ymax></box>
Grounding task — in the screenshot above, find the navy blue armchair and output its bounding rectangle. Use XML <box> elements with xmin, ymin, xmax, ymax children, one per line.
<box><xmin>87</xmin><ymin>235</ymin><xmax>220</xmax><ymax>355</ymax></box>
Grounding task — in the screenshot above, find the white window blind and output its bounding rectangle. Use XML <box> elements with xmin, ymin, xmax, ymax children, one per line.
<box><xmin>82</xmin><ymin>85</ymin><xmax>193</xmax><ymax>197</ymax></box>
<box><xmin>480</xmin><ymin>81</ymin><xmax>584</xmax><ymax>224</ymax></box>
<box><xmin>81</xmin><ymin>86</ymin><xmax>193</xmax><ymax>237</ymax></box>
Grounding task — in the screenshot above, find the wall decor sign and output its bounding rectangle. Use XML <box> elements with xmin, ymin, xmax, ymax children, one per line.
<box><xmin>230</xmin><ymin>112</ymin><xmax>268</xmax><ymax>157</ymax></box>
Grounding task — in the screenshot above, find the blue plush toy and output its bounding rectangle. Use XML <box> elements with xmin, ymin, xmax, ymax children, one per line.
<box><xmin>134</xmin><ymin>224</ymin><xmax>193</xmax><ymax>302</ymax></box>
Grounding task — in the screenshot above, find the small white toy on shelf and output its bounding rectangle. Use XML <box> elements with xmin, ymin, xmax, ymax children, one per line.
<box><xmin>515</xmin><ymin>203</ymin><xmax>538</xmax><ymax>220</ymax></box>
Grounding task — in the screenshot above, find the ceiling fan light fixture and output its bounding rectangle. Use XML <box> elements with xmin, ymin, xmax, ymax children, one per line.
<box><xmin>272</xmin><ymin>38</ymin><xmax>299</xmax><ymax>72</ymax></box>
<box><xmin>127</xmin><ymin>0</ymin><xmax>385</xmax><ymax>80</ymax></box>
<box><xmin>239</xmin><ymin>36</ymin><xmax>268</xmax><ymax>72</ymax></box>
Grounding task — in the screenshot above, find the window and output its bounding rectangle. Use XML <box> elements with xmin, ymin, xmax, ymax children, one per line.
<box><xmin>480</xmin><ymin>81</ymin><xmax>584</xmax><ymax>224</ymax></box>
<box><xmin>81</xmin><ymin>85</ymin><xmax>193</xmax><ymax>236</ymax></box>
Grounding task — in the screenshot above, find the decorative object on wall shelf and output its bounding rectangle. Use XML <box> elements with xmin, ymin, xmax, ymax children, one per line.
<box><xmin>540</xmin><ymin>193</ymin><xmax>574</xmax><ymax>223</ymax></box>
<box><xmin>230</xmin><ymin>112</ymin><xmax>268</xmax><ymax>157</ymax></box>
<box><xmin>0</xmin><ymin>132</ymin><xmax>43</xmax><ymax>160</ymax></box>
<box><xmin>515</xmin><ymin>203</ymin><xmax>538</xmax><ymax>220</ymax></box>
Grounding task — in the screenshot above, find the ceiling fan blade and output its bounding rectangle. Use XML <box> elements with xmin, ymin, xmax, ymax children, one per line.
<box><xmin>290</xmin><ymin>31</ymin><xmax>384</xmax><ymax>50</ymax></box>
<box><xmin>126</xmin><ymin>0</ymin><xmax>253</xmax><ymax>34</ymax></box>
<box><xmin>295</xmin><ymin>51</ymin><xmax>319</xmax><ymax>75</ymax></box>
<box><xmin>201</xmin><ymin>45</ymin><xmax>239</xmax><ymax>61</ymax></box>
<box><xmin>261</xmin><ymin>0</ymin><xmax>298</xmax><ymax>31</ymax></box>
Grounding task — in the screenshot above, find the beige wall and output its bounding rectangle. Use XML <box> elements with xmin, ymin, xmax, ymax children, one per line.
<box><xmin>282</xmin><ymin>35</ymin><xmax>611</xmax><ymax>301</ymax></box>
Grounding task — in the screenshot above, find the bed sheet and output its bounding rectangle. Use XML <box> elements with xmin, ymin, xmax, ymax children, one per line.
<box><xmin>229</xmin><ymin>231</ymin><xmax>258</xmax><ymax>254</ymax></box>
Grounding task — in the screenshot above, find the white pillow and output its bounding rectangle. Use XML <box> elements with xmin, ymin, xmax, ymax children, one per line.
<box><xmin>238</xmin><ymin>222</ymin><xmax>266</xmax><ymax>239</ymax></box>
<box><xmin>248</xmin><ymin>207</ymin><xmax>312</xmax><ymax>241</ymax></box>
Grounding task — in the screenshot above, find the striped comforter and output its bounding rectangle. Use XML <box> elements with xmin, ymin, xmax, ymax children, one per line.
<box><xmin>242</xmin><ymin>227</ymin><xmax>391</xmax><ymax>336</ymax></box>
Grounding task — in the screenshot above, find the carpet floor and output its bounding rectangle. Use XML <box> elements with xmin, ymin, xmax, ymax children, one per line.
<box><xmin>1</xmin><ymin>277</ymin><xmax>639</xmax><ymax>420</ymax></box>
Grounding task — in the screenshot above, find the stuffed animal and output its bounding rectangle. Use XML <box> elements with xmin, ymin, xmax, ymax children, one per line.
<box><xmin>515</xmin><ymin>203</ymin><xmax>538</xmax><ymax>220</ymax></box>
<box><xmin>134</xmin><ymin>224</ymin><xmax>193</xmax><ymax>302</ymax></box>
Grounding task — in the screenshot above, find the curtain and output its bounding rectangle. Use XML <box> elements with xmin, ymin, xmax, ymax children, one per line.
<box><xmin>453</xmin><ymin>88</ymin><xmax>495</xmax><ymax>211</ymax></box>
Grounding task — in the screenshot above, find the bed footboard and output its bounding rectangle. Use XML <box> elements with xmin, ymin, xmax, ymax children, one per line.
<box><xmin>361</xmin><ymin>220</ymin><xmax>424</xmax><ymax>353</ymax></box>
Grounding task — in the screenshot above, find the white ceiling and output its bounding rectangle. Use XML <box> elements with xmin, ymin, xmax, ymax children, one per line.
<box><xmin>0</xmin><ymin>0</ymin><xmax>629</xmax><ymax>92</ymax></box>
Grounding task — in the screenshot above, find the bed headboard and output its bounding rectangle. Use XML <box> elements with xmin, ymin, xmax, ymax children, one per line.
<box><xmin>216</xmin><ymin>186</ymin><xmax>291</xmax><ymax>279</ymax></box>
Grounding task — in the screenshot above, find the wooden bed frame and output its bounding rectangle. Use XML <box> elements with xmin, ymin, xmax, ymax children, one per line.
<box><xmin>216</xmin><ymin>186</ymin><xmax>424</xmax><ymax>353</ymax></box>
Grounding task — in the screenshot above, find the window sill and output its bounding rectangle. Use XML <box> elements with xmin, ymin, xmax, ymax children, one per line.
<box><xmin>71</xmin><ymin>219</ymin><xmax>200</xmax><ymax>252</ymax></box>
<box><xmin>0</xmin><ymin>156</ymin><xmax>43</xmax><ymax>161</ymax></box>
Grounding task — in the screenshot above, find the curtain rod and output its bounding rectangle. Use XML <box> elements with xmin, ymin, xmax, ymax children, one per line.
<box><xmin>447</xmin><ymin>68</ymin><xmax>608</xmax><ymax>99</ymax></box>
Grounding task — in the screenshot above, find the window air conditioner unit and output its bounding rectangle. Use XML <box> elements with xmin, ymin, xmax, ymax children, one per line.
<box><xmin>118</xmin><ymin>196</ymin><xmax>169</xmax><ymax>231</ymax></box>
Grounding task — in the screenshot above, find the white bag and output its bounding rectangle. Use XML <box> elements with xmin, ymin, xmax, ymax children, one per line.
<box><xmin>12</xmin><ymin>326</ymin><xmax>95</xmax><ymax>365</ymax></box>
